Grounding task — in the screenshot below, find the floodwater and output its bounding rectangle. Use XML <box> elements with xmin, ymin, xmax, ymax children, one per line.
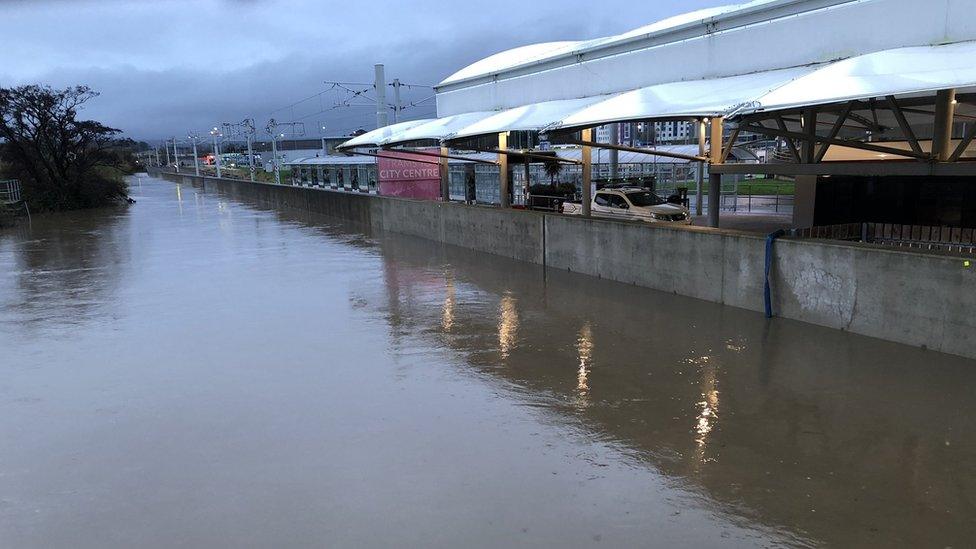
<box><xmin>1</xmin><ymin>176</ymin><xmax>974</xmax><ymax>548</ymax></box>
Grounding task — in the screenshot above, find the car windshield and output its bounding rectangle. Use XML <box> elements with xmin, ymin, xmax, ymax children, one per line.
<box><xmin>625</xmin><ymin>191</ymin><xmax>665</xmax><ymax>207</ymax></box>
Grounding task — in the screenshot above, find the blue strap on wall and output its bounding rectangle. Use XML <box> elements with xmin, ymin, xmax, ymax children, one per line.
<box><xmin>764</xmin><ymin>229</ymin><xmax>787</xmax><ymax>319</ymax></box>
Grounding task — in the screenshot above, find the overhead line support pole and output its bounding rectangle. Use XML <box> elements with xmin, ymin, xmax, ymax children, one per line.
<box><xmin>375</xmin><ymin>64</ymin><xmax>388</xmax><ymax>129</ymax></box>
<box><xmin>190</xmin><ymin>136</ymin><xmax>200</xmax><ymax>176</ymax></box>
<box><xmin>392</xmin><ymin>79</ymin><xmax>402</xmax><ymax>124</ymax></box>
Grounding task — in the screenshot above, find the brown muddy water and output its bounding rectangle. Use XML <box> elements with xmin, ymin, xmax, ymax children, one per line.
<box><xmin>1</xmin><ymin>175</ymin><xmax>974</xmax><ymax>548</ymax></box>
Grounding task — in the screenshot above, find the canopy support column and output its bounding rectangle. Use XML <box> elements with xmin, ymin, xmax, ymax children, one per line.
<box><xmin>498</xmin><ymin>132</ymin><xmax>510</xmax><ymax>208</ymax></box>
<box><xmin>697</xmin><ymin>119</ymin><xmax>706</xmax><ymax>217</ymax></box>
<box><xmin>609</xmin><ymin>123</ymin><xmax>619</xmax><ymax>180</ymax></box>
<box><xmin>581</xmin><ymin>128</ymin><xmax>593</xmax><ymax>218</ymax></box>
<box><xmin>708</xmin><ymin>117</ymin><xmax>724</xmax><ymax>228</ymax></box>
<box><xmin>933</xmin><ymin>89</ymin><xmax>957</xmax><ymax>162</ymax></box>
<box><xmin>440</xmin><ymin>145</ymin><xmax>450</xmax><ymax>201</ymax></box>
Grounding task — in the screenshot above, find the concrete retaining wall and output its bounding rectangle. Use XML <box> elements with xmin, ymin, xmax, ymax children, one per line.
<box><xmin>158</xmin><ymin>171</ymin><xmax>976</xmax><ymax>360</ymax></box>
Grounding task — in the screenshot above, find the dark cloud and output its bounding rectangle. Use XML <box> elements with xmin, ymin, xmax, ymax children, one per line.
<box><xmin>0</xmin><ymin>0</ymin><xmax>728</xmax><ymax>140</ymax></box>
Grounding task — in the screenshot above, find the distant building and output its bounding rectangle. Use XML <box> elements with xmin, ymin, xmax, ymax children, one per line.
<box><xmin>653</xmin><ymin>121</ymin><xmax>697</xmax><ymax>144</ymax></box>
<box><xmin>251</xmin><ymin>137</ymin><xmax>351</xmax><ymax>156</ymax></box>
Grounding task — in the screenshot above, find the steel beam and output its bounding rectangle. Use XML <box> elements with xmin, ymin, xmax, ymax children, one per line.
<box><xmin>742</xmin><ymin>94</ymin><xmax>976</xmax><ymax>120</ymax></box>
<box><xmin>712</xmin><ymin>161</ymin><xmax>976</xmax><ymax>177</ymax></box>
<box><xmin>567</xmin><ymin>139</ymin><xmax>707</xmax><ymax>162</ymax></box>
<box><xmin>949</xmin><ymin>121</ymin><xmax>976</xmax><ymax>162</ymax></box>
<box><xmin>720</xmin><ymin>126</ymin><xmax>741</xmax><ymax>164</ymax></box>
<box><xmin>483</xmin><ymin>148</ymin><xmax>582</xmax><ymax>165</ymax></box>
<box><xmin>816</xmin><ymin>102</ymin><xmax>854</xmax><ymax>162</ymax></box>
<box><xmin>774</xmin><ymin>118</ymin><xmax>801</xmax><ymax>163</ymax></box>
<box><xmin>886</xmin><ymin>96</ymin><xmax>925</xmax><ymax>157</ymax></box>
<box><xmin>739</xmin><ymin>123</ymin><xmax>928</xmax><ymax>160</ymax></box>
<box><xmin>347</xmin><ymin>148</ymin><xmax>496</xmax><ymax>166</ymax></box>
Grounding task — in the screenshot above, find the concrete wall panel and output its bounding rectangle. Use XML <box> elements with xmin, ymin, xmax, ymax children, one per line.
<box><xmin>154</xmin><ymin>170</ymin><xmax>976</xmax><ymax>360</ymax></box>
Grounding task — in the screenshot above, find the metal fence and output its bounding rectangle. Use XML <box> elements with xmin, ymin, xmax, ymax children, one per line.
<box><xmin>0</xmin><ymin>179</ymin><xmax>22</xmax><ymax>204</ymax></box>
<box><xmin>733</xmin><ymin>192</ymin><xmax>795</xmax><ymax>214</ymax></box>
<box><xmin>798</xmin><ymin>222</ymin><xmax>976</xmax><ymax>255</ymax></box>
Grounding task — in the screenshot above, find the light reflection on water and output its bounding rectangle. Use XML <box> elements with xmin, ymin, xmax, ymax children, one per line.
<box><xmin>575</xmin><ymin>322</ymin><xmax>594</xmax><ymax>409</ymax></box>
<box><xmin>497</xmin><ymin>293</ymin><xmax>519</xmax><ymax>360</ymax></box>
<box><xmin>1</xmin><ymin>176</ymin><xmax>975</xmax><ymax>548</ymax></box>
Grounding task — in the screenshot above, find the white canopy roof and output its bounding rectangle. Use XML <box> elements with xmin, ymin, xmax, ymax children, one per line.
<box><xmin>379</xmin><ymin>111</ymin><xmax>497</xmax><ymax>146</ymax></box>
<box><xmin>554</xmin><ymin>66</ymin><xmax>815</xmax><ymax>130</ymax></box>
<box><xmin>749</xmin><ymin>41</ymin><xmax>976</xmax><ymax>113</ymax></box>
<box><xmin>339</xmin><ymin>118</ymin><xmax>435</xmax><ymax>149</ymax></box>
<box><xmin>450</xmin><ymin>96</ymin><xmax>611</xmax><ymax>140</ymax></box>
<box><xmin>439</xmin><ymin>1</ymin><xmax>776</xmax><ymax>87</ymax></box>
<box><xmin>340</xmin><ymin>40</ymin><xmax>976</xmax><ymax>150</ymax></box>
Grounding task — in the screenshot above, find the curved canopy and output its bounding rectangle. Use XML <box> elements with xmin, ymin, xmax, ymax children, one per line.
<box><xmin>449</xmin><ymin>96</ymin><xmax>611</xmax><ymax>140</ymax></box>
<box><xmin>378</xmin><ymin>111</ymin><xmax>497</xmax><ymax>146</ymax></box>
<box><xmin>751</xmin><ymin>41</ymin><xmax>976</xmax><ymax>112</ymax></box>
<box><xmin>438</xmin><ymin>1</ymin><xmax>769</xmax><ymax>87</ymax></box>
<box><xmin>555</xmin><ymin>66</ymin><xmax>814</xmax><ymax>130</ymax></box>
<box><xmin>341</xmin><ymin>40</ymin><xmax>976</xmax><ymax>150</ymax></box>
<box><xmin>339</xmin><ymin>119</ymin><xmax>435</xmax><ymax>150</ymax></box>
<box><xmin>441</xmin><ymin>42</ymin><xmax>584</xmax><ymax>86</ymax></box>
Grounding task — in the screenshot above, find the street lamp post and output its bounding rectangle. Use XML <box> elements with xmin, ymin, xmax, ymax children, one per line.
<box><xmin>266</xmin><ymin>119</ymin><xmax>282</xmax><ymax>185</ymax></box>
<box><xmin>188</xmin><ymin>134</ymin><xmax>201</xmax><ymax>176</ymax></box>
<box><xmin>243</xmin><ymin>119</ymin><xmax>256</xmax><ymax>182</ymax></box>
<box><xmin>172</xmin><ymin>138</ymin><xmax>180</xmax><ymax>173</ymax></box>
<box><xmin>271</xmin><ymin>133</ymin><xmax>282</xmax><ymax>185</ymax></box>
<box><xmin>210</xmin><ymin>127</ymin><xmax>222</xmax><ymax>178</ymax></box>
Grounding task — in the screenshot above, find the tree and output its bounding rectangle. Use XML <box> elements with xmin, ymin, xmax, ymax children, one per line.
<box><xmin>0</xmin><ymin>85</ymin><xmax>131</xmax><ymax>211</ymax></box>
<box><xmin>543</xmin><ymin>157</ymin><xmax>563</xmax><ymax>185</ymax></box>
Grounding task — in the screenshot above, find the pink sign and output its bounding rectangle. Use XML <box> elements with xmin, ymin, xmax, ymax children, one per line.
<box><xmin>377</xmin><ymin>150</ymin><xmax>442</xmax><ymax>200</ymax></box>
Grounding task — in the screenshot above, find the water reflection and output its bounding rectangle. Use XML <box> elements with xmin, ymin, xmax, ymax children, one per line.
<box><xmin>694</xmin><ymin>364</ymin><xmax>720</xmax><ymax>469</ymax></box>
<box><xmin>369</xmin><ymin>231</ymin><xmax>976</xmax><ymax>548</ymax></box>
<box><xmin>4</xmin><ymin>177</ymin><xmax>974</xmax><ymax>548</ymax></box>
<box><xmin>0</xmin><ymin>204</ymin><xmax>131</xmax><ymax>333</ymax></box>
<box><xmin>575</xmin><ymin>322</ymin><xmax>594</xmax><ymax>409</ymax></box>
<box><xmin>497</xmin><ymin>293</ymin><xmax>519</xmax><ymax>359</ymax></box>
<box><xmin>441</xmin><ymin>275</ymin><xmax>455</xmax><ymax>332</ymax></box>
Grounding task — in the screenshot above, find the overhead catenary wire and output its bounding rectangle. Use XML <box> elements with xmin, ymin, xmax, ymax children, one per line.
<box><xmin>207</xmin><ymin>73</ymin><xmax>437</xmax><ymax>147</ymax></box>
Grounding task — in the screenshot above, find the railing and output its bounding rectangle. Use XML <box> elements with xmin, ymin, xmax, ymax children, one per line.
<box><xmin>737</xmin><ymin>192</ymin><xmax>795</xmax><ymax>214</ymax></box>
<box><xmin>798</xmin><ymin>222</ymin><xmax>976</xmax><ymax>255</ymax></box>
<box><xmin>0</xmin><ymin>179</ymin><xmax>22</xmax><ymax>204</ymax></box>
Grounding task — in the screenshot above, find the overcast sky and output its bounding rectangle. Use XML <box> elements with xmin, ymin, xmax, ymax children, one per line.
<box><xmin>1</xmin><ymin>0</ymin><xmax>728</xmax><ymax>141</ymax></box>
